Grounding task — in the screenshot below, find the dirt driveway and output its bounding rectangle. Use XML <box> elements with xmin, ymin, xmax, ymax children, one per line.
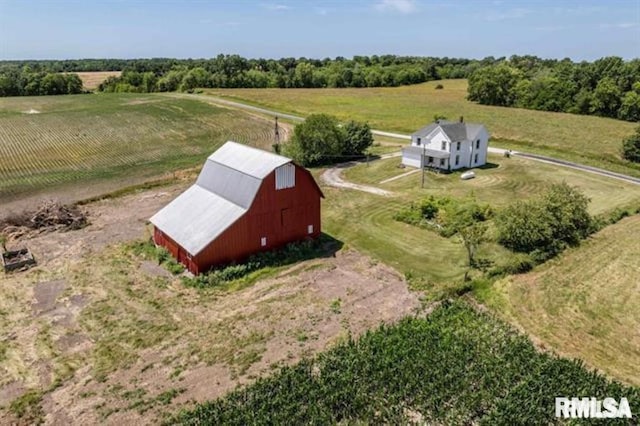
<box><xmin>0</xmin><ymin>185</ymin><xmax>422</xmax><ymax>425</ymax></box>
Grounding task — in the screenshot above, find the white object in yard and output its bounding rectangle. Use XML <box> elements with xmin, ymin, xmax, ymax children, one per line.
<box><xmin>461</xmin><ymin>171</ymin><xmax>475</xmax><ymax>180</ymax></box>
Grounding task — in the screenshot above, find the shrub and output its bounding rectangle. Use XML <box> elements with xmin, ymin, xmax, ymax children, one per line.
<box><xmin>435</xmin><ymin>83</ymin><xmax>444</xmax><ymax>89</ymax></box>
<box><xmin>496</xmin><ymin>183</ymin><xmax>592</xmax><ymax>256</ymax></box>
<box><xmin>394</xmin><ymin>195</ymin><xmax>493</xmax><ymax>238</ymax></box>
<box><xmin>621</xmin><ymin>125</ymin><xmax>640</xmax><ymax>162</ymax></box>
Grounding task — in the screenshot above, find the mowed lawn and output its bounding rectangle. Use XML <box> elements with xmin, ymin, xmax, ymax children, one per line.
<box><xmin>478</xmin><ymin>215</ymin><xmax>640</xmax><ymax>386</ymax></box>
<box><xmin>206</xmin><ymin>80</ymin><xmax>640</xmax><ymax>176</ymax></box>
<box><xmin>0</xmin><ymin>93</ymin><xmax>276</xmax><ymax>201</ymax></box>
<box><xmin>345</xmin><ymin>153</ymin><xmax>640</xmax><ymax>215</ymax></box>
<box><xmin>318</xmin><ymin>153</ymin><xmax>640</xmax><ymax>288</ymax></box>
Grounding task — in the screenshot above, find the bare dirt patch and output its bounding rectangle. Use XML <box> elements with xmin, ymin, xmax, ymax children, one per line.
<box><xmin>32</xmin><ymin>280</ymin><xmax>67</xmax><ymax>315</ymax></box>
<box><xmin>0</xmin><ymin>184</ymin><xmax>422</xmax><ymax>425</ymax></box>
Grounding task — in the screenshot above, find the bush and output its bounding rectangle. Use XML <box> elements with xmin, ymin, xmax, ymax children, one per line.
<box><xmin>622</xmin><ymin>126</ymin><xmax>640</xmax><ymax>162</ymax></box>
<box><xmin>435</xmin><ymin>83</ymin><xmax>444</xmax><ymax>89</ymax></box>
<box><xmin>496</xmin><ymin>183</ymin><xmax>592</xmax><ymax>256</ymax></box>
<box><xmin>394</xmin><ymin>195</ymin><xmax>492</xmax><ymax>238</ymax></box>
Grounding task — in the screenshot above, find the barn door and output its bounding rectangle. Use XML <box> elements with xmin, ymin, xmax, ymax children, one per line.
<box><xmin>281</xmin><ymin>208</ymin><xmax>291</xmax><ymax>229</ymax></box>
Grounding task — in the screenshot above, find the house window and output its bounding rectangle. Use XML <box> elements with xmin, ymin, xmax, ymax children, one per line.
<box><xmin>440</xmin><ymin>158</ymin><xmax>445</xmax><ymax>166</ymax></box>
<box><xmin>476</xmin><ymin>139</ymin><xmax>480</xmax><ymax>149</ymax></box>
<box><xmin>455</xmin><ymin>155</ymin><xmax>460</xmax><ymax>166</ymax></box>
<box><xmin>275</xmin><ymin>163</ymin><xmax>295</xmax><ymax>190</ymax></box>
<box><xmin>261</xmin><ymin>237</ymin><xmax>267</xmax><ymax>247</ymax></box>
<box><xmin>416</xmin><ymin>137</ymin><xmax>421</xmax><ymax>146</ymax></box>
<box><xmin>307</xmin><ymin>225</ymin><xmax>314</xmax><ymax>234</ymax></box>
<box><xmin>441</xmin><ymin>141</ymin><xmax>446</xmax><ymax>150</ymax></box>
<box><xmin>456</xmin><ymin>142</ymin><xmax>461</xmax><ymax>151</ymax></box>
<box><xmin>474</xmin><ymin>153</ymin><xmax>479</xmax><ymax>163</ymax></box>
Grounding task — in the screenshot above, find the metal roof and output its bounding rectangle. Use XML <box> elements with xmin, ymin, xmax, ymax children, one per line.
<box><xmin>150</xmin><ymin>141</ymin><xmax>295</xmax><ymax>255</ymax></box>
<box><xmin>196</xmin><ymin>160</ymin><xmax>262</xmax><ymax>209</ymax></box>
<box><xmin>412</xmin><ymin>121</ymin><xmax>487</xmax><ymax>142</ymax></box>
<box><xmin>149</xmin><ymin>185</ymin><xmax>247</xmax><ymax>255</ymax></box>
<box><xmin>209</xmin><ymin>141</ymin><xmax>291</xmax><ymax>179</ymax></box>
<box><xmin>403</xmin><ymin>146</ymin><xmax>450</xmax><ymax>159</ymax></box>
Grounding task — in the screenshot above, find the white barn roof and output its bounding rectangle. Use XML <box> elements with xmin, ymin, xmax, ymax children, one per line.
<box><xmin>149</xmin><ymin>141</ymin><xmax>293</xmax><ymax>255</ymax></box>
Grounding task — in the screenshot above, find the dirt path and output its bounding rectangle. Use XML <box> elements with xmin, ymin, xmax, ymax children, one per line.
<box><xmin>320</xmin><ymin>152</ymin><xmax>401</xmax><ymax>196</ymax></box>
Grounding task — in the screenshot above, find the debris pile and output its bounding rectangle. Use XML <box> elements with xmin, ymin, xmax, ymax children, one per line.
<box><xmin>0</xmin><ymin>200</ymin><xmax>88</xmax><ymax>240</ymax></box>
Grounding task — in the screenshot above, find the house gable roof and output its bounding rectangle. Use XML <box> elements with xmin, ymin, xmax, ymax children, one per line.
<box><xmin>150</xmin><ymin>141</ymin><xmax>298</xmax><ymax>256</ymax></box>
<box><xmin>413</xmin><ymin>120</ymin><xmax>488</xmax><ymax>143</ymax></box>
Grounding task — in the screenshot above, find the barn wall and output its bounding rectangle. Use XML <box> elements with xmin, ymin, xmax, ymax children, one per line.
<box><xmin>153</xmin><ymin>227</ymin><xmax>200</xmax><ymax>274</ymax></box>
<box><xmin>194</xmin><ymin>164</ymin><xmax>322</xmax><ymax>272</ymax></box>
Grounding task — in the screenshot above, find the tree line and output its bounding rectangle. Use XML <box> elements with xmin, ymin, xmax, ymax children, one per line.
<box><xmin>1</xmin><ymin>55</ymin><xmax>638</xmax><ymax>123</ymax></box>
<box><xmin>468</xmin><ymin>55</ymin><xmax>640</xmax><ymax>122</ymax></box>
<box><xmin>0</xmin><ymin>67</ymin><xmax>83</xmax><ymax>96</ymax></box>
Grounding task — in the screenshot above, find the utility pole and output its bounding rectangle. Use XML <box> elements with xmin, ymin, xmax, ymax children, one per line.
<box><xmin>421</xmin><ymin>144</ymin><xmax>426</xmax><ymax>188</ymax></box>
<box><xmin>274</xmin><ymin>115</ymin><xmax>280</xmax><ymax>153</ymax></box>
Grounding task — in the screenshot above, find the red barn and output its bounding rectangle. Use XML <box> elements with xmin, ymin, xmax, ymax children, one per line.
<box><xmin>149</xmin><ymin>141</ymin><xmax>324</xmax><ymax>274</ymax></box>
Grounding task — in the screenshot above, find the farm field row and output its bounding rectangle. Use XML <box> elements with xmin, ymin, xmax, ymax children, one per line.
<box><xmin>0</xmin><ymin>93</ymin><xmax>279</xmax><ymax>203</ymax></box>
<box><xmin>205</xmin><ymin>79</ymin><xmax>640</xmax><ymax>177</ymax></box>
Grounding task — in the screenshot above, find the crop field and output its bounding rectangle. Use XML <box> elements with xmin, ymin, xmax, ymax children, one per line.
<box><xmin>71</xmin><ymin>71</ymin><xmax>122</xmax><ymax>90</ymax></box>
<box><xmin>0</xmin><ymin>93</ymin><xmax>279</xmax><ymax>204</ymax></box>
<box><xmin>477</xmin><ymin>215</ymin><xmax>640</xmax><ymax>386</ymax></box>
<box><xmin>174</xmin><ymin>301</ymin><xmax>639</xmax><ymax>425</ymax></box>
<box><xmin>206</xmin><ymin>79</ymin><xmax>640</xmax><ymax>177</ymax></box>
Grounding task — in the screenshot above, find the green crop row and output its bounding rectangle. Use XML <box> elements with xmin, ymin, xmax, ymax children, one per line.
<box><xmin>171</xmin><ymin>301</ymin><xmax>639</xmax><ymax>425</ymax></box>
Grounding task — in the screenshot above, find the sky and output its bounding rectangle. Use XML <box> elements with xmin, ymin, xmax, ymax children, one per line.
<box><xmin>0</xmin><ymin>0</ymin><xmax>638</xmax><ymax>61</ymax></box>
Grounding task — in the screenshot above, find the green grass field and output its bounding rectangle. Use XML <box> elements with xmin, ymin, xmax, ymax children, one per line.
<box><xmin>318</xmin><ymin>154</ymin><xmax>640</xmax><ymax>287</ymax></box>
<box><xmin>477</xmin><ymin>215</ymin><xmax>640</xmax><ymax>386</ymax></box>
<box><xmin>206</xmin><ymin>79</ymin><xmax>640</xmax><ymax>177</ymax></box>
<box><xmin>0</xmin><ymin>93</ymin><xmax>276</xmax><ymax>201</ymax></box>
<box><xmin>330</xmin><ymin>155</ymin><xmax>640</xmax><ymax>385</ymax></box>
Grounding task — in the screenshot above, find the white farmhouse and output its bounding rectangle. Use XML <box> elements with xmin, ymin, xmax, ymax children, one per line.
<box><xmin>401</xmin><ymin>118</ymin><xmax>489</xmax><ymax>171</ymax></box>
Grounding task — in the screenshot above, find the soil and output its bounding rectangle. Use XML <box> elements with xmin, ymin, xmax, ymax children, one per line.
<box><xmin>0</xmin><ymin>184</ymin><xmax>422</xmax><ymax>425</ymax></box>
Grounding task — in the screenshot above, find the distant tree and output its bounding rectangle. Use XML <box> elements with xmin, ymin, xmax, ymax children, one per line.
<box><xmin>342</xmin><ymin>121</ymin><xmax>374</xmax><ymax>157</ymax></box>
<box><xmin>622</xmin><ymin>126</ymin><xmax>640</xmax><ymax>163</ymax></box>
<box><xmin>285</xmin><ymin>114</ymin><xmax>345</xmax><ymax>166</ymax></box>
<box><xmin>590</xmin><ymin>77</ymin><xmax>622</xmax><ymax>117</ymax></box>
<box><xmin>293</xmin><ymin>62</ymin><xmax>315</xmax><ymax>88</ymax></box>
<box><xmin>618</xmin><ymin>90</ymin><xmax>640</xmax><ymax>122</ymax></box>
<box><xmin>65</xmin><ymin>73</ymin><xmax>83</xmax><ymax>94</ymax></box>
<box><xmin>467</xmin><ymin>63</ymin><xmax>522</xmax><ymax>106</ymax></box>
<box><xmin>141</xmin><ymin>72</ymin><xmax>158</xmax><ymax>92</ymax></box>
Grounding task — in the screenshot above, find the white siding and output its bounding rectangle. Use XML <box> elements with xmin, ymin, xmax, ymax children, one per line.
<box><xmin>275</xmin><ymin>163</ymin><xmax>295</xmax><ymax>190</ymax></box>
<box><xmin>402</xmin><ymin>149</ymin><xmax>423</xmax><ymax>168</ymax></box>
